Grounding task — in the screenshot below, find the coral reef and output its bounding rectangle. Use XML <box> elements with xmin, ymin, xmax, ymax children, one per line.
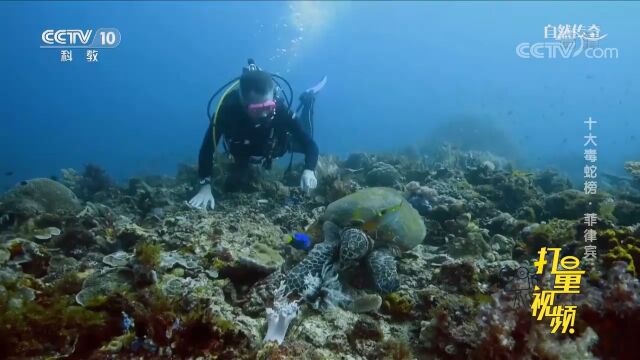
<box><xmin>382</xmin><ymin>291</ymin><xmax>414</xmax><ymax>319</ymax></box>
<box><xmin>1</xmin><ymin>148</ymin><xmax>639</xmax><ymax>358</ymax></box>
<box><xmin>613</xmin><ymin>199</ymin><xmax>640</xmax><ymax>226</ymax></box>
<box><xmin>366</xmin><ymin>162</ymin><xmax>405</xmax><ymax>188</ymax></box>
<box><xmin>0</xmin><ymin>178</ymin><xmax>81</xmax><ymax>218</ymax></box>
<box><xmin>544</xmin><ymin>189</ymin><xmax>607</xmax><ymax>220</ymax></box>
<box><xmin>533</xmin><ymin>169</ymin><xmax>573</xmax><ymax>194</ymax></box>
<box><xmin>624</xmin><ymin>161</ymin><xmax>640</xmax><ymax>182</ymax></box>
<box><xmin>343</xmin><ymin>153</ymin><xmax>373</xmax><ymax>170</ymax></box>
<box><xmin>421</xmin><ymin>115</ymin><xmax>520</xmax><ymax>161</ymax></box>
<box><xmin>79</xmin><ymin>163</ymin><xmax>115</xmax><ymax>200</ymax></box>
<box><xmin>516</xmin><ymin>219</ymin><xmax>578</xmax><ymax>258</ymax></box>
<box><xmin>600</xmin><ymin>228</ymin><xmax>640</xmax><ymax>276</ymax></box>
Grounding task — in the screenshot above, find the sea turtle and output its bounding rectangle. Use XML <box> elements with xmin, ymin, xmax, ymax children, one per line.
<box><xmin>322</xmin><ymin>187</ymin><xmax>426</xmax><ymax>293</ymax></box>
<box><xmin>284</xmin><ymin>187</ymin><xmax>426</xmax><ymax>295</ymax></box>
<box><xmin>243</xmin><ymin>188</ymin><xmax>426</xmax><ymax>315</ymax></box>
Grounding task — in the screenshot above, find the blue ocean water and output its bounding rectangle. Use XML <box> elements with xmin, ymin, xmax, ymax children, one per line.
<box><xmin>1</xmin><ymin>1</ymin><xmax>638</xmax><ymax>188</ymax></box>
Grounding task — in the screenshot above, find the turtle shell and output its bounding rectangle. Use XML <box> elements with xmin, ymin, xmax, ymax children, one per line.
<box><xmin>322</xmin><ymin>187</ymin><xmax>426</xmax><ymax>251</ymax></box>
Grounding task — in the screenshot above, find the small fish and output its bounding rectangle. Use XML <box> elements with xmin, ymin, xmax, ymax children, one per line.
<box><xmin>286</xmin><ymin>232</ymin><xmax>312</xmax><ymax>251</ymax></box>
<box><xmin>122</xmin><ymin>311</ymin><xmax>135</xmax><ymax>332</ymax></box>
<box><xmin>4</xmin><ymin>171</ymin><xmax>13</xmax><ymax>176</ymax></box>
<box><xmin>507</xmin><ymin>110</ymin><xmax>513</xmax><ymax>116</ymax></box>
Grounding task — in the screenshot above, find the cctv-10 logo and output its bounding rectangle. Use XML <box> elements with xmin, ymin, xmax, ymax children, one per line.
<box><xmin>41</xmin><ymin>28</ymin><xmax>121</xmax><ymax>48</ymax></box>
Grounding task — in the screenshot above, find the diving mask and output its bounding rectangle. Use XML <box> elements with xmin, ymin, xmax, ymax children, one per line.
<box><xmin>247</xmin><ymin>99</ymin><xmax>276</xmax><ymax>119</ymax></box>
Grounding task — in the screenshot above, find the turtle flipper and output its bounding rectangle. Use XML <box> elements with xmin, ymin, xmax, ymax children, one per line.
<box><xmin>285</xmin><ymin>221</ymin><xmax>341</xmax><ymax>294</ymax></box>
<box><xmin>367</xmin><ymin>248</ymin><xmax>399</xmax><ymax>294</ymax></box>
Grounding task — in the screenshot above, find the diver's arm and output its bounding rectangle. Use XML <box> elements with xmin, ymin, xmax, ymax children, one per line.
<box><xmin>285</xmin><ymin>113</ymin><xmax>319</xmax><ymax>192</ymax></box>
<box><xmin>197</xmin><ymin>116</ymin><xmax>224</xmax><ymax>180</ymax></box>
<box><xmin>286</xmin><ymin>114</ymin><xmax>319</xmax><ymax>170</ymax></box>
<box><xmin>191</xmin><ymin>119</ymin><xmax>223</xmax><ymax>210</ymax></box>
<box><xmin>198</xmin><ymin>121</ymin><xmax>215</xmax><ymax>180</ymax></box>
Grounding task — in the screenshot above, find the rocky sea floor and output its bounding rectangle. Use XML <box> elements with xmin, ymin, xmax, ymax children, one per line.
<box><xmin>1</xmin><ymin>149</ymin><xmax>640</xmax><ymax>359</ymax></box>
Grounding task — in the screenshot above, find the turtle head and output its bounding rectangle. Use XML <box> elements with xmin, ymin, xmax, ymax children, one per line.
<box><xmin>339</xmin><ymin>228</ymin><xmax>371</xmax><ymax>269</ymax></box>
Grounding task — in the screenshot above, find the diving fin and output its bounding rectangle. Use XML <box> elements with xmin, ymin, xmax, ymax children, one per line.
<box><xmin>295</xmin><ymin>76</ymin><xmax>327</xmax><ymax>135</ymax></box>
<box><xmin>298</xmin><ymin>76</ymin><xmax>327</xmax><ymax>109</ymax></box>
<box><xmin>306</xmin><ymin>75</ymin><xmax>327</xmax><ymax>95</ymax></box>
<box><xmin>287</xmin><ymin>75</ymin><xmax>327</xmax><ymax>171</ymax></box>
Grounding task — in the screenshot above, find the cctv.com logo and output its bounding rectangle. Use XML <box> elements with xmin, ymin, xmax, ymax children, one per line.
<box><xmin>516</xmin><ymin>24</ymin><xmax>618</xmax><ymax>60</ymax></box>
<box><xmin>516</xmin><ymin>39</ymin><xmax>619</xmax><ymax>59</ymax></box>
<box><xmin>41</xmin><ymin>28</ymin><xmax>121</xmax><ymax>48</ymax></box>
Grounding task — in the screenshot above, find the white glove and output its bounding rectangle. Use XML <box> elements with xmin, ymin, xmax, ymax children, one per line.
<box><xmin>300</xmin><ymin>169</ymin><xmax>317</xmax><ymax>194</ymax></box>
<box><xmin>188</xmin><ymin>184</ymin><xmax>215</xmax><ymax>210</ymax></box>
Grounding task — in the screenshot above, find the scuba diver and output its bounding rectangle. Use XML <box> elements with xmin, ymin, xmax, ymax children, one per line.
<box><xmin>189</xmin><ymin>59</ymin><xmax>325</xmax><ymax>210</ymax></box>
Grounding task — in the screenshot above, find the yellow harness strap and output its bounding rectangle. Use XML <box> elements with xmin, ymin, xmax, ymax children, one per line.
<box><xmin>212</xmin><ymin>80</ymin><xmax>240</xmax><ymax>150</ymax></box>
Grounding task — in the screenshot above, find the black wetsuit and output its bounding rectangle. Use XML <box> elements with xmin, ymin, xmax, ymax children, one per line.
<box><xmin>198</xmin><ymin>89</ymin><xmax>318</xmax><ymax>188</ymax></box>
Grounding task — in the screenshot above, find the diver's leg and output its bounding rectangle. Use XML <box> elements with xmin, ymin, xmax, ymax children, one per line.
<box><xmin>295</xmin><ymin>92</ymin><xmax>315</xmax><ymax>138</ymax></box>
<box><xmin>295</xmin><ymin>76</ymin><xmax>326</xmax><ymax>138</ymax></box>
